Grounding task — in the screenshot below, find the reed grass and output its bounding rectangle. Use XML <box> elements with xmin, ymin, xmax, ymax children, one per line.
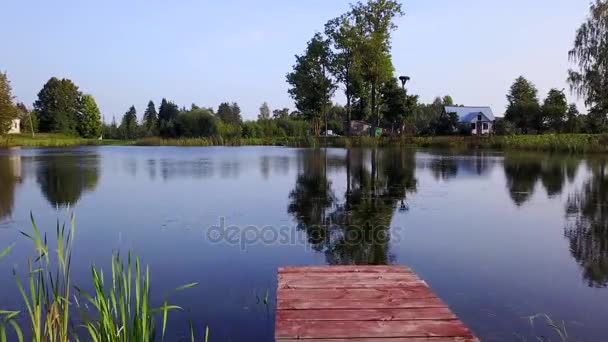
<box><xmin>4</xmin><ymin>132</ymin><xmax>608</xmax><ymax>154</ymax></box>
<box><xmin>1</xmin><ymin>213</ymin><xmax>204</xmax><ymax>342</ymax></box>
<box><xmin>514</xmin><ymin>313</ymin><xmax>571</xmax><ymax>342</ymax></box>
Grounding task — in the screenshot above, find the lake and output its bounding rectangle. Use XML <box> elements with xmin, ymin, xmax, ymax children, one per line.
<box><xmin>0</xmin><ymin>146</ymin><xmax>607</xmax><ymax>341</ymax></box>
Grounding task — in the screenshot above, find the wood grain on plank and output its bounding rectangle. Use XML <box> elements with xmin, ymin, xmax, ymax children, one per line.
<box><xmin>278</xmin><ymin>297</ymin><xmax>446</xmax><ymax>310</ymax></box>
<box><xmin>277</xmin><ymin>287</ymin><xmax>436</xmax><ymax>301</ymax></box>
<box><xmin>279</xmin><ymin>265</ymin><xmax>413</xmax><ymax>274</ymax></box>
<box><xmin>277</xmin><ymin>307</ymin><xmax>457</xmax><ymax>321</ymax></box>
<box><xmin>279</xmin><ymin>272</ymin><xmax>420</xmax><ymax>282</ymax></box>
<box><xmin>275</xmin><ymin>320</ymin><xmax>474</xmax><ymax>339</ymax></box>
<box><xmin>277</xmin><ymin>338</ymin><xmax>480</xmax><ymax>342</ymax></box>
<box><xmin>279</xmin><ymin>278</ymin><xmax>426</xmax><ymax>289</ymax></box>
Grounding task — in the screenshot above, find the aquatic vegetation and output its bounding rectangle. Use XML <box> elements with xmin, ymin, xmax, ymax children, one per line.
<box><xmin>1</xmin><ymin>213</ymin><xmax>204</xmax><ymax>342</ymax></box>
<box><xmin>514</xmin><ymin>314</ymin><xmax>571</xmax><ymax>342</ymax></box>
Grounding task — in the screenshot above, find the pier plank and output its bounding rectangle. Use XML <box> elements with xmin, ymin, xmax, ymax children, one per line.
<box><xmin>275</xmin><ymin>265</ymin><xmax>478</xmax><ymax>341</ymax></box>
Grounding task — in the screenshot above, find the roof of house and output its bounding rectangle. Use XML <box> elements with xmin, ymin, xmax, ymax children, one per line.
<box><xmin>444</xmin><ymin>106</ymin><xmax>495</xmax><ymax>123</ymax></box>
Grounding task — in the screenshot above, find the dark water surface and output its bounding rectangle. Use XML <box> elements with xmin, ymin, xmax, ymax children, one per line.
<box><xmin>0</xmin><ymin>146</ymin><xmax>607</xmax><ymax>341</ymax></box>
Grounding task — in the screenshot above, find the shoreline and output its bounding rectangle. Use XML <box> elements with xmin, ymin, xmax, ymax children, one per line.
<box><xmin>1</xmin><ymin>133</ymin><xmax>607</xmax><ymax>153</ymax></box>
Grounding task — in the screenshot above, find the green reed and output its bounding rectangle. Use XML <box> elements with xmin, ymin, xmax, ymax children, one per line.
<box><xmin>1</xmin><ymin>213</ymin><xmax>205</xmax><ymax>342</ymax></box>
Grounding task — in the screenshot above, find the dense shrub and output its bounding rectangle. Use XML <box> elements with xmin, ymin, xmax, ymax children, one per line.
<box><xmin>174</xmin><ymin>108</ymin><xmax>217</xmax><ymax>137</ymax></box>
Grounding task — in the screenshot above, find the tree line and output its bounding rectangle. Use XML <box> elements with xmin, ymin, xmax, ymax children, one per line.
<box><xmin>1</xmin><ymin>0</ymin><xmax>607</xmax><ymax>139</ymax></box>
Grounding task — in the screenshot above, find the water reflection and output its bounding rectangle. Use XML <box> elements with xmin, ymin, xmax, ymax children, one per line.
<box><xmin>421</xmin><ymin>152</ymin><xmax>498</xmax><ymax>181</ymax></box>
<box><xmin>565</xmin><ymin>159</ymin><xmax>608</xmax><ymax>287</ymax></box>
<box><xmin>504</xmin><ymin>154</ymin><xmax>580</xmax><ymax>206</ymax></box>
<box><xmin>0</xmin><ymin>153</ymin><xmax>23</xmax><ymax>221</ymax></box>
<box><xmin>158</xmin><ymin>159</ymin><xmax>214</xmax><ymax>180</ymax></box>
<box><xmin>35</xmin><ymin>151</ymin><xmax>100</xmax><ymax>207</ymax></box>
<box><xmin>288</xmin><ymin>148</ymin><xmax>416</xmax><ymax>265</ymax></box>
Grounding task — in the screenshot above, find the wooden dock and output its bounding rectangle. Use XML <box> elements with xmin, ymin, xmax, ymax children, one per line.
<box><xmin>275</xmin><ymin>265</ymin><xmax>479</xmax><ymax>341</ymax></box>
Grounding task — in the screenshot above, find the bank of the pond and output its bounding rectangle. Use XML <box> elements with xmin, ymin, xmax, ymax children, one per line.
<box><xmin>136</xmin><ymin>134</ymin><xmax>608</xmax><ymax>153</ymax></box>
<box><xmin>0</xmin><ymin>134</ymin><xmax>132</xmax><ymax>147</ymax></box>
<box><xmin>2</xmin><ymin>133</ymin><xmax>608</xmax><ymax>153</ymax></box>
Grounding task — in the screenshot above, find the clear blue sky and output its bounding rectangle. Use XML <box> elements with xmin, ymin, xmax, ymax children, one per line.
<box><xmin>1</xmin><ymin>0</ymin><xmax>590</xmax><ymax>121</ymax></box>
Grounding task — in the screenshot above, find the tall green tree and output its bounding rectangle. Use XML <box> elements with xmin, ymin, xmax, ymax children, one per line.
<box><xmin>380</xmin><ymin>77</ymin><xmax>418</xmax><ymax>135</ymax></box>
<box><xmin>564</xmin><ymin>104</ymin><xmax>583</xmax><ymax>133</ymax></box>
<box><xmin>120</xmin><ymin>105</ymin><xmax>138</xmax><ymax>139</ymax></box>
<box><xmin>158</xmin><ymin>98</ymin><xmax>179</xmax><ymax>137</ymax></box>
<box><xmin>568</xmin><ymin>0</ymin><xmax>608</xmax><ymax>131</ymax></box>
<box><xmin>230</xmin><ymin>102</ymin><xmax>242</xmax><ymax>124</ymax></box>
<box><xmin>34</xmin><ymin>77</ymin><xmax>82</xmax><ymax>135</ymax></box>
<box><xmin>217</xmin><ymin>102</ymin><xmax>242</xmax><ymax>124</ymax></box>
<box><xmin>541</xmin><ymin>88</ymin><xmax>568</xmax><ymax>132</ymax></box>
<box><xmin>78</xmin><ymin>94</ymin><xmax>102</xmax><ymax>138</ymax></box>
<box><xmin>351</xmin><ymin>0</ymin><xmax>404</xmax><ymax>136</ymax></box>
<box><xmin>325</xmin><ymin>13</ymin><xmax>363</xmax><ymax>135</ymax></box>
<box><xmin>259</xmin><ymin>102</ymin><xmax>271</xmax><ymax>121</ymax></box>
<box><xmin>273</xmin><ymin>108</ymin><xmax>290</xmax><ymax>120</ymax></box>
<box><xmin>504</xmin><ymin>76</ymin><xmax>541</xmax><ymax>133</ymax></box>
<box><xmin>142</xmin><ymin>100</ymin><xmax>158</xmax><ymax>135</ymax></box>
<box><xmin>286</xmin><ymin>33</ymin><xmax>336</xmax><ymax>135</ymax></box>
<box><xmin>0</xmin><ymin>72</ymin><xmax>17</xmax><ymax>134</ymax></box>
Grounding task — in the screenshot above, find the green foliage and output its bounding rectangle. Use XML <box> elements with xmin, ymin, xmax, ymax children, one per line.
<box><xmin>158</xmin><ymin>98</ymin><xmax>180</xmax><ymax>137</ymax></box>
<box><xmin>0</xmin><ymin>72</ymin><xmax>18</xmax><ymax>134</ymax></box>
<box><xmin>380</xmin><ymin>77</ymin><xmax>418</xmax><ymax>135</ymax></box>
<box><xmin>568</xmin><ymin>0</ymin><xmax>608</xmax><ymax>128</ymax></box>
<box><xmin>272</xmin><ymin>108</ymin><xmax>290</xmax><ymax>120</ymax></box>
<box><xmin>217</xmin><ymin>102</ymin><xmax>242</xmax><ymax>125</ymax></box>
<box><xmin>431</xmin><ymin>112</ymin><xmax>459</xmax><ymax>136</ymax></box>
<box><xmin>286</xmin><ymin>33</ymin><xmax>336</xmax><ymax>135</ymax></box>
<box><xmin>504</xmin><ymin>76</ymin><xmax>542</xmax><ymax>133</ymax></box>
<box><xmin>34</xmin><ymin>77</ymin><xmax>82</xmax><ymax>135</ymax></box>
<box><xmin>17</xmin><ymin>103</ymin><xmax>39</xmax><ymax>134</ymax></box>
<box><xmin>541</xmin><ymin>88</ymin><xmax>568</xmax><ymax>132</ymax></box>
<box><xmin>258</xmin><ymin>102</ymin><xmax>271</xmax><ymax>121</ymax></box>
<box><xmin>350</xmin><ymin>0</ymin><xmax>404</xmax><ymax>133</ymax></box>
<box><xmin>120</xmin><ymin>105</ymin><xmax>139</xmax><ymax>139</ymax></box>
<box><xmin>2</xmin><ymin>214</ymin><xmax>200</xmax><ymax>342</ymax></box>
<box><xmin>325</xmin><ymin>12</ymin><xmax>363</xmax><ymax>131</ymax></box>
<box><xmin>78</xmin><ymin>94</ymin><xmax>103</xmax><ymax>138</ymax></box>
<box><xmin>217</xmin><ymin>121</ymin><xmax>242</xmax><ymax>139</ymax></box>
<box><xmin>142</xmin><ymin>100</ymin><xmax>159</xmax><ymax>136</ymax></box>
<box><xmin>175</xmin><ymin>107</ymin><xmax>218</xmax><ymax>137</ymax></box>
<box><xmin>77</xmin><ymin>253</ymin><xmax>198</xmax><ymax>342</ymax></box>
<box><xmin>493</xmin><ymin>119</ymin><xmax>515</xmax><ymax>136</ymax></box>
<box><xmin>414</xmin><ymin>96</ymin><xmax>454</xmax><ymax>135</ymax></box>
<box><xmin>563</xmin><ymin>104</ymin><xmax>583</xmax><ymax>133</ymax></box>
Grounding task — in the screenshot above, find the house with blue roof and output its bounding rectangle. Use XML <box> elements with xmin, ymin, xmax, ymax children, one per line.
<box><xmin>444</xmin><ymin>106</ymin><xmax>495</xmax><ymax>135</ymax></box>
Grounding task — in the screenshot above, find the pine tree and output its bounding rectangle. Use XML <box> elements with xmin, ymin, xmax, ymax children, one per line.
<box><xmin>143</xmin><ymin>100</ymin><xmax>158</xmax><ymax>135</ymax></box>
<box><xmin>120</xmin><ymin>105</ymin><xmax>138</xmax><ymax>139</ymax></box>
<box><xmin>158</xmin><ymin>98</ymin><xmax>179</xmax><ymax>137</ymax></box>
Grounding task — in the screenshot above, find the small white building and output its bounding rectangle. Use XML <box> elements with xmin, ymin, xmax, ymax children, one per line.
<box><xmin>444</xmin><ymin>106</ymin><xmax>495</xmax><ymax>135</ymax></box>
<box><xmin>8</xmin><ymin>119</ymin><xmax>20</xmax><ymax>134</ymax></box>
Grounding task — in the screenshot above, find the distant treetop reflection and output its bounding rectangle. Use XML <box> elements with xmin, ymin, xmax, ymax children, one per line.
<box><xmin>288</xmin><ymin>148</ymin><xmax>417</xmax><ymax>265</ymax></box>
<box><xmin>565</xmin><ymin>158</ymin><xmax>608</xmax><ymax>287</ymax></box>
<box><xmin>504</xmin><ymin>153</ymin><xmax>580</xmax><ymax>206</ymax></box>
<box><xmin>35</xmin><ymin>151</ymin><xmax>100</xmax><ymax>207</ymax></box>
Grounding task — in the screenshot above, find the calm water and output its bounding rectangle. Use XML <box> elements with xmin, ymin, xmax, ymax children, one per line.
<box><xmin>0</xmin><ymin>146</ymin><xmax>607</xmax><ymax>341</ymax></box>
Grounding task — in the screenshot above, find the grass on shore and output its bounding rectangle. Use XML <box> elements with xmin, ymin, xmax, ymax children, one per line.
<box><xmin>0</xmin><ymin>133</ymin><xmax>132</xmax><ymax>148</ymax></box>
<box><xmin>2</xmin><ymin>133</ymin><xmax>608</xmax><ymax>154</ymax></box>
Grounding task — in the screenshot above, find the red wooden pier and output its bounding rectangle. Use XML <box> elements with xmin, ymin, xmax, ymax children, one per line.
<box><xmin>275</xmin><ymin>265</ymin><xmax>479</xmax><ymax>341</ymax></box>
